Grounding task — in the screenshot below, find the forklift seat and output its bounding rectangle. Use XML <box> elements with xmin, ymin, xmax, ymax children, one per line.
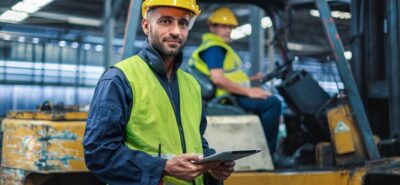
<box><xmin>185</xmin><ymin>66</ymin><xmax>247</xmax><ymax>115</ymax></box>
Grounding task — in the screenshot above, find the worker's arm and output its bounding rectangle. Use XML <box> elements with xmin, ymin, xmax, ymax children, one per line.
<box><xmin>83</xmin><ymin>68</ymin><xmax>166</xmax><ymax>185</ymax></box>
<box><xmin>210</xmin><ymin>69</ymin><xmax>270</xmax><ymax>99</ymax></box>
<box><xmin>200</xmin><ymin>102</ymin><xmax>217</xmax><ymax>157</ymax></box>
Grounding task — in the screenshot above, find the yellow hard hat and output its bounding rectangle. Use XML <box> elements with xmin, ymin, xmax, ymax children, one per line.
<box><xmin>142</xmin><ymin>0</ymin><xmax>201</xmax><ymax>18</ymax></box>
<box><xmin>208</xmin><ymin>7</ymin><xmax>238</xmax><ymax>26</ymax></box>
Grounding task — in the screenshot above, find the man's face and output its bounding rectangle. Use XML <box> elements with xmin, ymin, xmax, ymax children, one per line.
<box><xmin>210</xmin><ymin>24</ymin><xmax>234</xmax><ymax>43</ymax></box>
<box><xmin>142</xmin><ymin>7</ymin><xmax>190</xmax><ymax>56</ymax></box>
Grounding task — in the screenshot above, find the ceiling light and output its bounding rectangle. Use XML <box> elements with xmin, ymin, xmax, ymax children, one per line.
<box><xmin>32</xmin><ymin>37</ymin><xmax>40</xmax><ymax>44</ymax></box>
<box><xmin>261</xmin><ymin>17</ymin><xmax>272</xmax><ymax>28</ymax></box>
<box><xmin>231</xmin><ymin>23</ymin><xmax>252</xmax><ymax>40</ymax></box>
<box><xmin>344</xmin><ymin>51</ymin><xmax>352</xmax><ymax>60</ymax></box>
<box><xmin>18</xmin><ymin>36</ymin><xmax>25</xmax><ymax>42</ymax></box>
<box><xmin>2</xmin><ymin>34</ymin><xmax>12</xmax><ymax>41</ymax></box>
<box><xmin>287</xmin><ymin>43</ymin><xmax>304</xmax><ymax>51</ymax></box>
<box><xmin>240</xmin><ymin>24</ymin><xmax>252</xmax><ymax>35</ymax></box>
<box><xmin>0</xmin><ymin>10</ymin><xmax>29</xmax><ymax>22</ymax></box>
<box><xmin>59</xmin><ymin>40</ymin><xmax>66</xmax><ymax>47</ymax></box>
<box><xmin>231</xmin><ymin>16</ymin><xmax>273</xmax><ymax>40</ymax></box>
<box><xmin>310</xmin><ymin>10</ymin><xmax>320</xmax><ymax>17</ymax></box>
<box><xmin>68</xmin><ymin>17</ymin><xmax>102</xmax><ymax>27</ymax></box>
<box><xmin>71</xmin><ymin>42</ymin><xmax>79</xmax><ymax>49</ymax></box>
<box><xmin>23</xmin><ymin>0</ymin><xmax>54</xmax><ymax>7</ymax></box>
<box><xmin>310</xmin><ymin>9</ymin><xmax>351</xmax><ymax>19</ymax></box>
<box><xmin>231</xmin><ymin>29</ymin><xmax>247</xmax><ymax>40</ymax></box>
<box><xmin>83</xmin><ymin>44</ymin><xmax>91</xmax><ymax>50</ymax></box>
<box><xmin>95</xmin><ymin>45</ymin><xmax>103</xmax><ymax>52</ymax></box>
<box><xmin>331</xmin><ymin>11</ymin><xmax>352</xmax><ymax>19</ymax></box>
<box><xmin>12</xmin><ymin>2</ymin><xmax>40</xmax><ymax>13</ymax></box>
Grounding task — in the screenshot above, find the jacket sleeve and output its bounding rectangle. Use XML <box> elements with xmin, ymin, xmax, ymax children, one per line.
<box><xmin>200</xmin><ymin>103</ymin><xmax>216</xmax><ymax>157</ymax></box>
<box><xmin>83</xmin><ymin>68</ymin><xmax>166</xmax><ymax>185</ymax></box>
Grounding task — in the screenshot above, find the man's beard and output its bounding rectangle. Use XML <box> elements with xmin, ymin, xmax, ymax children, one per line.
<box><xmin>150</xmin><ymin>33</ymin><xmax>185</xmax><ymax>56</ymax></box>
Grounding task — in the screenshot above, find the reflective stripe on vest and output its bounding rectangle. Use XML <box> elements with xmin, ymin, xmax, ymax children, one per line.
<box><xmin>114</xmin><ymin>56</ymin><xmax>204</xmax><ymax>185</ymax></box>
<box><xmin>189</xmin><ymin>33</ymin><xmax>250</xmax><ymax>97</ymax></box>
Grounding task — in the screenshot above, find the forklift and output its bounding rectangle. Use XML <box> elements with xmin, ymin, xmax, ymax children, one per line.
<box><xmin>184</xmin><ymin>0</ymin><xmax>400</xmax><ymax>184</ymax></box>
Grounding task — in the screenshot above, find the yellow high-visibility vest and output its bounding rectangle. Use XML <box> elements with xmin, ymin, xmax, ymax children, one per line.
<box><xmin>115</xmin><ymin>56</ymin><xmax>204</xmax><ymax>185</ymax></box>
<box><xmin>189</xmin><ymin>33</ymin><xmax>250</xmax><ymax>97</ymax></box>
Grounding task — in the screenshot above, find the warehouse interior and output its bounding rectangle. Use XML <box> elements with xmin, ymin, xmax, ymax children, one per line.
<box><xmin>0</xmin><ymin>0</ymin><xmax>400</xmax><ymax>185</ymax></box>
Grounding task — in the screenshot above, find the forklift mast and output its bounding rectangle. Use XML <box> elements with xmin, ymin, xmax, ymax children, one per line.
<box><xmin>313</xmin><ymin>0</ymin><xmax>380</xmax><ymax>160</ymax></box>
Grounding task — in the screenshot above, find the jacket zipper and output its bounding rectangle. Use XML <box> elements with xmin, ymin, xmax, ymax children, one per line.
<box><xmin>167</xmin><ymin>78</ymin><xmax>187</xmax><ymax>153</ymax></box>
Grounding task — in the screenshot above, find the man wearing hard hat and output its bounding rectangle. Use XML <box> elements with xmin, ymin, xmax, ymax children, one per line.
<box><xmin>190</xmin><ymin>7</ymin><xmax>281</xmax><ymax>155</ymax></box>
<box><xmin>83</xmin><ymin>1</ymin><xmax>234</xmax><ymax>184</ymax></box>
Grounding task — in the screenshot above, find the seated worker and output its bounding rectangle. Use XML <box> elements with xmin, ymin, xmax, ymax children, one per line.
<box><xmin>189</xmin><ymin>7</ymin><xmax>281</xmax><ymax>154</ymax></box>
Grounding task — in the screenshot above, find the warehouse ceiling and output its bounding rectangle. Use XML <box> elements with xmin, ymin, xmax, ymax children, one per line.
<box><xmin>0</xmin><ymin>0</ymin><xmax>352</xmax><ymax>57</ymax></box>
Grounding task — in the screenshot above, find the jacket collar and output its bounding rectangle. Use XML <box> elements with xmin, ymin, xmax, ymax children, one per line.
<box><xmin>138</xmin><ymin>41</ymin><xmax>183</xmax><ymax>78</ymax></box>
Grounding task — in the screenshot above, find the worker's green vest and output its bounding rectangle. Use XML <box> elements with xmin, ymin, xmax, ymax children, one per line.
<box><xmin>189</xmin><ymin>33</ymin><xmax>250</xmax><ymax>97</ymax></box>
<box><xmin>114</xmin><ymin>56</ymin><xmax>204</xmax><ymax>185</ymax></box>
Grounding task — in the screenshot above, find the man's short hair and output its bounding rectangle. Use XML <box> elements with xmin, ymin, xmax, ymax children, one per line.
<box><xmin>144</xmin><ymin>7</ymin><xmax>156</xmax><ymax>19</ymax></box>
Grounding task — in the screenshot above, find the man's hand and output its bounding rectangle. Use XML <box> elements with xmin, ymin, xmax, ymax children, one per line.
<box><xmin>209</xmin><ymin>161</ymin><xmax>236</xmax><ymax>180</ymax></box>
<box><xmin>246</xmin><ymin>87</ymin><xmax>272</xmax><ymax>99</ymax></box>
<box><xmin>164</xmin><ymin>154</ymin><xmax>217</xmax><ymax>181</ymax></box>
<box><xmin>249</xmin><ymin>72</ymin><xmax>264</xmax><ymax>82</ymax></box>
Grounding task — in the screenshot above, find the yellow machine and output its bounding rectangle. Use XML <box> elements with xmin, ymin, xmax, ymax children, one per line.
<box><xmin>0</xmin><ymin>110</ymin><xmax>101</xmax><ymax>185</ymax></box>
<box><xmin>2</xmin><ymin>105</ymin><xmax>400</xmax><ymax>185</ymax></box>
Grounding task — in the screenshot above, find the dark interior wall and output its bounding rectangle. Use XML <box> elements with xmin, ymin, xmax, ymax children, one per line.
<box><xmin>351</xmin><ymin>0</ymin><xmax>400</xmax><ymax>138</ymax></box>
<box><xmin>363</xmin><ymin>0</ymin><xmax>390</xmax><ymax>138</ymax></box>
<box><xmin>386</xmin><ymin>0</ymin><xmax>400</xmax><ymax>137</ymax></box>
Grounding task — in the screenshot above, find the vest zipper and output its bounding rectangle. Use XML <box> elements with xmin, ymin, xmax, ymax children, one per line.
<box><xmin>167</xmin><ymin>78</ymin><xmax>187</xmax><ymax>153</ymax></box>
<box><xmin>168</xmin><ymin>77</ymin><xmax>195</xmax><ymax>185</ymax></box>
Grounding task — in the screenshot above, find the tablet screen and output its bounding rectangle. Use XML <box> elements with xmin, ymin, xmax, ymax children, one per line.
<box><xmin>194</xmin><ymin>149</ymin><xmax>261</xmax><ymax>164</ymax></box>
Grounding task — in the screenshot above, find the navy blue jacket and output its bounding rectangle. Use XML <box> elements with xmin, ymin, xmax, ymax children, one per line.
<box><xmin>83</xmin><ymin>43</ymin><xmax>215</xmax><ymax>185</ymax></box>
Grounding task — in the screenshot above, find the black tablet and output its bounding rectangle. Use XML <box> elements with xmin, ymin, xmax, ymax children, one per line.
<box><xmin>193</xmin><ymin>149</ymin><xmax>261</xmax><ymax>164</ymax></box>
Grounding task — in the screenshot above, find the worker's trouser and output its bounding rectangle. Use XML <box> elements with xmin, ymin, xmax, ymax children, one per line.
<box><xmin>234</xmin><ymin>95</ymin><xmax>282</xmax><ymax>154</ymax></box>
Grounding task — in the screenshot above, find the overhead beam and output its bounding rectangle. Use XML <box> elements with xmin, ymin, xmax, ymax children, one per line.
<box><xmin>103</xmin><ymin>0</ymin><xmax>114</xmax><ymax>68</ymax></box>
<box><xmin>288</xmin><ymin>0</ymin><xmax>351</xmax><ymax>5</ymax></box>
<box><xmin>122</xmin><ymin>0</ymin><xmax>142</xmax><ymax>59</ymax></box>
<box><xmin>48</xmin><ymin>0</ymin><xmax>102</xmax><ymax>13</ymax></box>
<box><xmin>0</xmin><ymin>7</ymin><xmax>102</xmax><ymax>27</ymax></box>
<box><xmin>249</xmin><ymin>5</ymin><xmax>264</xmax><ymax>75</ymax></box>
<box><xmin>32</xmin><ymin>11</ymin><xmax>101</xmax><ymax>27</ymax></box>
<box><xmin>111</xmin><ymin>0</ymin><xmax>124</xmax><ymax>20</ymax></box>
